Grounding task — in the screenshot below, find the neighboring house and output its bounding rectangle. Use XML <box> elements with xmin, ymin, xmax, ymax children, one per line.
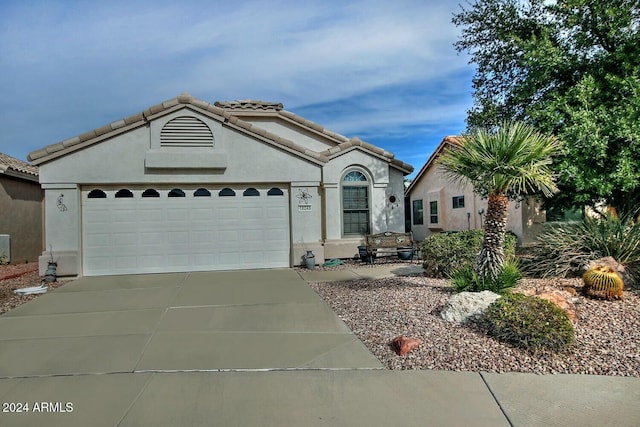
<box><xmin>405</xmin><ymin>136</ymin><xmax>545</xmax><ymax>245</ymax></box>
<box><xmin>0</xmin><ymin>153</ymin><xmax>43</xmax><ymax>263</ymax></box>
<box><xmin>28</xmin><ymin>93</ymin><xmax>413</xmax><ymax>277</ymax></box>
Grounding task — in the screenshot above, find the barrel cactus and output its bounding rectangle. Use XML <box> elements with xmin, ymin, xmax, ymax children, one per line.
<box><xmin>582</xmin><ymin>265</ymin><xmax>624</xmax><ymax>300</ymax></box>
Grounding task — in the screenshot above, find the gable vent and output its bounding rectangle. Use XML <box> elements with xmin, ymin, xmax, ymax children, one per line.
<box><xmin>161</xmin><ymin>116</ymin><xmax>214</xmax><ymax>147</ymax></box>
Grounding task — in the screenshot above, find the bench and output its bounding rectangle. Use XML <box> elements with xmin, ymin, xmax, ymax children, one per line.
<box><xmin>363</xmin><ymin>231</ymin><xmax>415</xmax><ymax>263</ymax></box>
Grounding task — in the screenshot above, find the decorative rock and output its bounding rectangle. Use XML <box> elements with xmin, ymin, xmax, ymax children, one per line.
<box><xmin>390</xmin><ymin>335</ymin><xmax>422</xmax><ymax>356</ymax></box>
<box><xmin>440</xmin><ymin>291</ymin><xmax>501</xmax><ymax>323</ymax></box>
<box><xmin>518</xmin><ymin>288</ymin><xmax>578</xmax><ymax>324</ymax></box>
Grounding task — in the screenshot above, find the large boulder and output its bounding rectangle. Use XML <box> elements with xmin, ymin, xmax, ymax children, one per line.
<box><xmin>440</xmin><ymin>291</ymin><xmax>501</xmax><ymax>324</ymax></box>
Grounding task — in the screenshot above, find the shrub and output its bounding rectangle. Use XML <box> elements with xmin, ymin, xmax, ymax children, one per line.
<box><xmin>485</xmin><ymin>293</ymin><xmax>575</xmax><ymax>354</ymax></box>
<box><xmin>422</xmin><ymin>230</ymin><xmax>517</xmax><ymax>278</ymax></box>
<box><xmin>452</xmin><ymin>258</ymin><xmax>520</xmax><ymax>294</ymax></box>
<box><xmin>524</xmin><ymin>212</ymin><xmax>640</xmax><ymax>280</ymax></box>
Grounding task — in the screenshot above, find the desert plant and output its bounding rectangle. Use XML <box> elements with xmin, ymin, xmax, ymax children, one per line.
<box><xmin>582</xmin><ymin>265</ymin><xmax>624</xmax><ymax>300</ymax></box>
<box><xmin>485</xmin><ymin>293</ymin><xmax>575</xmax><ymax>354</ymax></box>
<box><xmin>0</xmin><ymin>252</ymin><xmax>8</xmax><ymax>266</ymax></box>
<box><xmin>524</xmin><ymin>212</ymin><xmax>640</xmax><ymax>279</ymax></box>
<box><xmin>422</xmin><ymin>230</ymin><xmax>516</xmax><ymax>278</ymax></box>
<box><xmin>452</xmin><ymin>258</ymin><xmax>520</xmax><ymax>294</ymax></box>
<box><xmin>438</xmin><ymin>122</ymin><xmax>561</xmax><ymax>282</ymax></box>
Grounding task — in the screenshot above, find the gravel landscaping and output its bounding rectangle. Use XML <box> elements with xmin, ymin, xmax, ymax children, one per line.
<box><xmin>310</xmin><ymin>262</ymin><xmax>640</xmax><ymax>377</ymax></box>
<box><xmin>3</xmin><ymin>261</ymin><xmax>639</xmax><ymax>376</ymax></box>
<box><xmin>0</xmin><ymin>263</ymin><xmax>66</xmax><ymax>315</ymax></box>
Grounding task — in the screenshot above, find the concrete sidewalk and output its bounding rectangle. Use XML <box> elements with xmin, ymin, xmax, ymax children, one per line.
<box><xmin>0</xmin><ymin>267</ymin><xmax>638</xmax><ymax>426</ymax></box>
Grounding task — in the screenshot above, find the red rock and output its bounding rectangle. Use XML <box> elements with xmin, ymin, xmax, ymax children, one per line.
<box><xmin>517</xmin><ymin>288</ymin><xmax>578</xmax><ymax>325</ymax></box>
<box><xmin>534</xmin><ymin>291</ymin><xmax>578</xmax><ymax>325</ymax></box>
<box><xmin>390</xmin><ymin>335</ymin><xmax>422</xmax><ymax>356</ymax></box>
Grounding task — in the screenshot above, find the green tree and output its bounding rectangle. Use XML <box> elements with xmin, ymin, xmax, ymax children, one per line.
<box><xmin>453</xmin><ymin>0</ymin><xmax>640</xmax><ymax>216</ymax></box>
<box><xmin>438</xmin><ymin>122</ymin><xmax>561</xmax><ymax>282</ymax></box>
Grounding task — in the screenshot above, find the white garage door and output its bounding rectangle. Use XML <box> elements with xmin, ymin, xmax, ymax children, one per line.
<box><xmin>82</xmin><ymin>185</ymin><xmax>290</xmax><ymax>276</ymax></box>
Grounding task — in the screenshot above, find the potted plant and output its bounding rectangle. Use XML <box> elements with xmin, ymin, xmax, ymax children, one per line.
<box><xmin>397</xmin><ymin>246</ymin><xmax>413</xmax><ymax>261</ymax></box>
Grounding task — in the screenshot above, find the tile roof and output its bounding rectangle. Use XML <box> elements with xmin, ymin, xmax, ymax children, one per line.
<box><xmin>405</xmin><ymin>135</ymin><xmax>461</xmax><ymax>195</ymax></box>
<box><xmin>214</xmin><ymin>100</ymin><xmax>284</xmax><ymax>111</ymax></box>
<box><xmin>0</xmin><ymin>152</ymin><xmax>39</xmax><ymax>180</ymax></box>
<box><xmin>28</xmin><ymin>93</ymin><xmax>413</xmax><ymax>174</ymax></box>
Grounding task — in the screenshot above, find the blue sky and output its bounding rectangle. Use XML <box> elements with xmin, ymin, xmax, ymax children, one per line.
<box><xmin>0</xmin><ymin>0</ymin><xmax>474</xmax><ymax>178</ymax></box>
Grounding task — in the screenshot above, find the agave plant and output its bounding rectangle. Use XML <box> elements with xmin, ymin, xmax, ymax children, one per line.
<box><xmin>527</xmin><ymin>211</ymin><xmax>640</xmax><ymax>279</ymax></box>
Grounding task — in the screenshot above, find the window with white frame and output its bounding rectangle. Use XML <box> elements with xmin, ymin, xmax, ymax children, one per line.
<box><xmin>342</xmin><ymin>170</ymin><xmax>370</xmax><ymax>235</ymax></box>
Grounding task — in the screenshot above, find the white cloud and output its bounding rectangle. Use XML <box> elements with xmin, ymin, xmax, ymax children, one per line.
<box><xmin>0</xmin><ymin>0</ymin><xmax>474</xmax><ymax>164</ymax></box>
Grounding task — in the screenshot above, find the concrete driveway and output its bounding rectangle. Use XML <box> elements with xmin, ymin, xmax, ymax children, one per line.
<box><xmin>0</xmin><ymin>268</ymin><xmax>637</xmax><ymax>426</ymax></box>
<box><xmin>0</xmin><ymin>269</ymin><xmax>381</xmax><ymax>376</ymax></box>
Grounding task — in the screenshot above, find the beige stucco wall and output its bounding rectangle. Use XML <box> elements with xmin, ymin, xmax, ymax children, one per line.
<box><xmin>240</xmin><ymin>117</ymin><xmax>335</xmax><ymax>153</ymax></box>
<box><xmin>0</xmin><ymin>175</ymin><xmax>43</xmax><ymax>263</ymax></box>
<box><xmin>37</xmin><ymin>107</ymin><xmax>408</xmax><ymax>274</ymax></box>
<box><xmin>408</xmin><ymin>164</ymin><xmax>544</xmax><ymax>245</ymax></box>
<box><xmin>322</xmin><ymin>150</ymin><xmax>407</xmax><ymax>259</ymax></box>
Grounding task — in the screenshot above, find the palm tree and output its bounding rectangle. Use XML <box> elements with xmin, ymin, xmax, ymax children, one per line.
<box><xmin>438</xmin><ymin>122</ymin><xmax>561</xmax><ymax>282</ymax></box>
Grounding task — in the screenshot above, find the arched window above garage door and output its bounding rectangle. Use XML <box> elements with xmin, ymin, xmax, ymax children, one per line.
<box><xmin>219</xmin><ymin>188</ymin><xmax>236</xmax><ymax>197</ymax></box>
<box><xmin>168</xmin><ymin>188</ymin><xmax>186</xmax><ymax>197</ymax></box>
<box><xmin>194</xmin><ymin>188</ymin><xmax>211</xmax><ymax>197</ymax></box>
<box><xmin>243</xmin><ymin>188</ymin><xmax>260</xmax><ymax>196</ymax></box>
<box><xmin>161</xmin><ymin>116</ymin><xmax>214</xmax><ymax>147</ymax></box>
<box><xmin>88</xmin><ymin>189</ymin><xmax>107</xmax><ymax>198</ymax></box>
<box><xmin>115</xmin><ymin>189</ymin><xmax>134</xmax><ymax>198</ymax></box>
<box><xmin>267</xmin><ymin>188</ymin><xmax>284</xmax><ymax>196</ymax></box>
<box><xmin>142</xmin><ymin>189</ymin><xmax>160</xmax><ymax>198</ymax></box>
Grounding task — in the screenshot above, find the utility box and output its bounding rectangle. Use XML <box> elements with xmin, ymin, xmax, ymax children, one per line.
<box><xmin>0</xmin><ymin>235</ymin><xmax>10</xmax><ymax>263</ymax></box>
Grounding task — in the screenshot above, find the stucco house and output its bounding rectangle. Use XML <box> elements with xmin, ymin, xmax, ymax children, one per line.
<box><xmin>405</xmin><ymin>136</ymin><xmax>545</xmax><ymax>245</ymax></box>
<box><xmin>0</xmin><ymin>153</ymin><xmax>43</xmax><ymax>263</ymax></box>
<box><xmin>28</xmin><ymin>93</ymin><xmax>412</xmax><ymax>277</ymax></box>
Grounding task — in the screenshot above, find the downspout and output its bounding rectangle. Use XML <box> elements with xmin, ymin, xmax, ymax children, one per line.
<box><xmin>320</xmin><ymin>167</ymin><xmax>327</xmax><ymax>243</ymax></box>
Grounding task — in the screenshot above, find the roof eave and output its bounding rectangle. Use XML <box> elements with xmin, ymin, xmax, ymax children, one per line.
<box><xmin>0</xmin><ymin>167</ymin><xmax>39</xmax><ymax>182</ymax></box>
<box><xmin>405</xmin><ymin>136</ymin><xmax>461</xmax><ymax>195</ymax></box>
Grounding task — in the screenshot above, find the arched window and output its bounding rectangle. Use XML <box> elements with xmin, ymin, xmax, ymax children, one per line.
<box><xmin>142</xmin><ymin>189</ymin><xmax>160</xmax><ymax>198</ymax></box>
<box><xmin>115</xmin><ymin>189</ymin><xmax>134</xmax><ymax>198</ymax></box>
<box><xmin>342</xmin><ymin>169</ymin><xmax>370</xmax><ymax>235</ymax></box>
<box><xmin>218</xmin><ymin>188</ymin><xmax>236</xmax><ymax>197</ymax></box>
<box><xmin>243</xmin><ymin>188</ymin><xmax>260</xmax><ymax>196</ymax></box>
<box><xmin>194</xmin><ymin>188</ymin><xmax>211</xmax><ymax>197</ymax></box>
<box><xmin>88</xmin><ymin>189</ymin><xmax>107</xmax><ymax>198</ymax></box>
<box><xmin>267</xmin><ymin>187</ymin><xmax>284</xmax><ymax>196</ymax></box>
<box><xmin>168</xmin><ymin>188</ymin><xmax>185</xmax><ymax>197</ymax></box>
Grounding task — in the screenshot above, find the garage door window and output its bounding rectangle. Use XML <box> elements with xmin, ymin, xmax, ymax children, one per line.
<box><xmin>115</xmin><ymin>189</ymin><xmax>134</xmax><ymax>198</ymax></box>
<box><xmin>88</xmin><ymin>189</ymin><xmax>107</xmax><ymax>199</ymax></box>
<box><xmin>243</xmin><ymin>188</ymin><xmax>260</xmax><ymax>196</ymax></box>
<box><xmin>142</xmin><ymin>189</ymin><xmax>160</xmax><ymax>197</ymax></box>
<box><xmin>267</xmin><ymin>187</ymin><xmax>284</xmax><ymax>196</ymax></box>
<box><xmin>168</xmin><ymin>188</ymin><xmax>185</xmax><ymax>197</ymax></box>
<box><xmin>194</xmin><ymin>188</ymin><xmax>211</xmax><ymax>197</ymax></box>
<box><xmin>219</xmin><ymin>188</ymin><xmax>235</xmax><ymax>197</ymax></box>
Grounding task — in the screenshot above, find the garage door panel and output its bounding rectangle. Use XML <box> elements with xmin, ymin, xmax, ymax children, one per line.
<box><xmin>112</xmin><ymin>255</ymin><xmax>138</xmax><ymax>269</ymax></box>
<box><xmin>191</xmin><ymin>208</ymin><xmax>213</xmax><ymax>221</ymax></box>
<box><xmin>82</xmin><ymin>185</ymin><xmax>290</xmax><ymax>275</ymax></box>
<box><xmin>137</xmin><ymin>209</ymin><xmax>163</xmax><ymax>222</ymax></box>
<box><xmin>140</xmin><ymin>232</ymin><xmax>163</xmax><ymax>246</ymax></box>
<box><xmin>139</xmin><ymin>255</ymin><xmax>164</xmax><ymax>268</ymax></box>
